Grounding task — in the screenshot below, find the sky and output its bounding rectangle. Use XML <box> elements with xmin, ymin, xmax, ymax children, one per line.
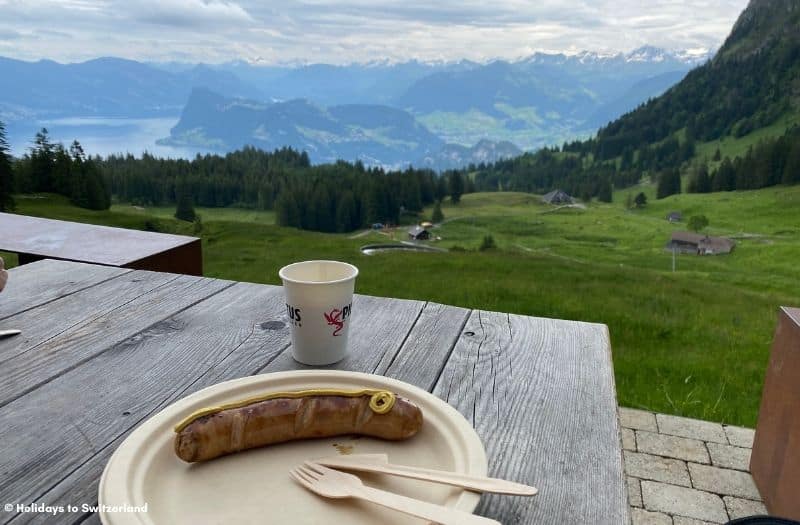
<box><xmin>0</xmin><ymin>0</ymin><xmax>750</xmax><ymax>65</ymax></box>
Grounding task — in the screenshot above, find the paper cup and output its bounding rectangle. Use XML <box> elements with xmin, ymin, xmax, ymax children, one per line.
<box><xmin>279</xmin><ymin>260</ymin><xmax>359</xmax><ymax>365</ymax></box>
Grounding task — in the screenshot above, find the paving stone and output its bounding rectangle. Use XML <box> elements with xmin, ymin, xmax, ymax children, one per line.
<box><xmin>637</xmin><ymin>430</ymin><xmax>710</xmax><ymax>464</ymax></box>
<box><xmin>707</xmin><ymin>442</ymin><xmax>751</xmax><ymax>471</ymax></box>
<box><xmin>621</xmin><ymin>407</ymin><xmax>659</xmax><ymax>432</ymax></box>
<box><xmin>625</xmin><ymin>451</ymin><xmax>691</xmax><ymax>487</ymax></box>
<box><xmin>641</xmin><ymin>480</ymin><xmax>727</xmax><ymax>523</ymax></box>
<box><xmin>724</xmin><ymin>426</ymin><xmax>755</xmax><ymax>448</ymax></box>
<box><xmin>673</xmin><ymin>517</ymin><xmax>719</xmax><ymax>525</ymax></box>
<box><xmin>628</xmin><ymin>476</ymin><xmax>643</xmax><ymax>507</ymax></box>
<box><xmin>622</xmin><ymin>427</ymin><xmax>637</xmax><ymax>450</ymax></box>
<box><xmin>688</xmin><ymin>463</ymin><xmax>761</xmax><ymax>500</ymax></box>
<box><xmin>724</xmin><ymin>496</ymin><xmax>767</xmax><ymax>520</ymax></box>
<box><xmin>657</xmin><ymin>414</ymin><xmax>727</xmax><ymax>444</ymax></box>
<box><xmin>631</xmin><ymin>507</ymin><xmax>673</xmax><ymax>525</ymax></box>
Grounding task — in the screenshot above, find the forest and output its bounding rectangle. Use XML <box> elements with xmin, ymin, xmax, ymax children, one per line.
<box><xmin>1</xmin><ymin>120</ymin><xmax>799</xmax><ymax>231</ymax></box>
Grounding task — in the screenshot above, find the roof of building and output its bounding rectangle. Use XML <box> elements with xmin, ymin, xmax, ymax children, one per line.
<box><xmin>542</xmin><ymin>189</ymin><xmax>573</xmax><ymax>203</ymax></box>
<box><xmin>671</xmin><ymin>231</ymin><xmax>706</xmax><ymax>244</ymax></box>
<box><xmin>408</xmin><ymin>225</ymin><xmax>429</xmax><ymax>236</ymax></box>
<box><xmin>669</xmin><ymin>232</ymin><xmax>735</xmax><ymax>253</ymax></box>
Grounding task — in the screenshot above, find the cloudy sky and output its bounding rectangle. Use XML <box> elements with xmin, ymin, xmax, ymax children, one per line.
<box><xmin>0</xmin><ymin>0</ymin><xmax>750</xmax><ymax>64</ymax></box>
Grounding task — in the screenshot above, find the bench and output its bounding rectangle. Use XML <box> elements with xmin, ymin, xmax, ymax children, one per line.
<box><xmin>0</xmin><ymin>212</ymin><xmax>202</xmax><ymax>276</ymax></box>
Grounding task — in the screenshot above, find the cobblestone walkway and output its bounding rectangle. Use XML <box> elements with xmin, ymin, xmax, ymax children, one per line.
<box><xmin>619</xmin><ymin>407</ymin><xmax>766</xmax><ymax>524</ymax></box>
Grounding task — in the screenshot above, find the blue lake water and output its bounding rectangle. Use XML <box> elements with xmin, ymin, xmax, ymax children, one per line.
<box><xmin>7</xmin><ymin>117</ymin><xmax>214</xmax><ymax>159</ymax></box>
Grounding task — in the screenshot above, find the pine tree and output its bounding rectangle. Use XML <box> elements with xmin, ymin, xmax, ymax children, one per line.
<box><xmin>479</xmin><ymin>235</ymin><xmax>496</xmax><ymax>251</ymax></box>
<box><xmin>83</xmin><ymin>159</ymin><xmax>110</xmax><ymax>210</ymax></box>
<box><xmin>275</xmin><ymin>191</ymin><xmax>300</xmax><ymax>228</ymax></box>
<box><xmin>447</xmin><ymin>171</ymin><xmax>464</xmax><ymax>204</ymax></box>
<box><xmin>712</xmin><ymin>158</ymin><xmax>736</xmax><ymax>192</ymax></box>
<box><xmin>597</xmin><ymin>179</ymin><xmax>613</xmax><ymax>203</ymax></box>
<box><xmin>30</xmin><ymin>128</ymin><xmax>55</xmax><ymax>192</ymax></box>
<box><xmin>431</xmin><ymin>201</ymin><xmax>444</xmax><ymax>223</ymax></box>
<box><xmin>336</xmin><ymin>191</ymin><xmax>358</xmax><ymax>232</ymax></box>
<box><xmin>174</xmin><ymin>183</ymin><xmax>196</xmax><ymax>222</ymax></box>
<box><xmin>0</xmin><ymin>121</ymin><xmax>14</xmax><ymax>212</ymax></box>
<box><xmin>434</xmin><ymin>176</ymin><xmax>448</xmax><ymax>203</ymax></box>
<box><xmin>696</xmin><ymin>163</ymin><xmax>712</xmax><ymax>193</ymax></box>
<box><xmin>657</xmin><ymin>169</ymin><xmax>681</xmax><ymax>199</ymax></box>
<box><xmin>783</xmin><ymin>142</ymin><xmax>800</xmax><ymax>185</ymax></box>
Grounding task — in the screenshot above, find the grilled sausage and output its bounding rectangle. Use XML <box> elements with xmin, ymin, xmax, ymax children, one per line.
<box><xmin>174</xmin><ymin>390</ymin><xmax>423</xmax><ymax>462</ymax></box>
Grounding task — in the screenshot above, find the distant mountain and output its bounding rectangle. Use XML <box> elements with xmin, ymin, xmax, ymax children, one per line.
<box><xmin>467</xmin><ymin>0</ymin><xmax>800</xmax><ymax>199</ymax></box>
<box><xmin>392</xmin><ymin>46</ymin><xmax>706</xmax><ymax>149</ymax></box>
<box><xmin>211</xmin><ymin>60</ymin><xmax>477</xmax><ymax>107</ymax></box>
<box><xmin>0</xmin><ymin>45</ymin><xmax>710</xmax><ymax>161</ymax></box>
<box><xmin>0</xmin><ymin>56</ymin><xmax>262</xmax><ymax>121</ymax></box>
<box><xmin>587</xmin><ymin>70</ymin><xmax>689</xmax><ymax>128</ymax></box>
<box><xmin>160</xmin><ymin>88</ymin><xmax>444</xmax><ymax>166</ymax></box>
<box><xmin>416</xmin><ymin>139</ymin><xmax>522</xmax><ymax>171</ymax></box>
<box><xmin>594</xmin><ymin>0</ymin><xmax>800</xmax><ymax>157</ymax></box>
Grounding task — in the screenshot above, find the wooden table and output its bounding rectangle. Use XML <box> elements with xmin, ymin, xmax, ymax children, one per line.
<box><xmin>0</xmin><ymin>260</ymin><xmax>629</xmax><ymax>525</ymax></box>
<box><xmin>0</xmin><ymin>213</ymin><xmax>202</xmax><ymax>276</ymax></box>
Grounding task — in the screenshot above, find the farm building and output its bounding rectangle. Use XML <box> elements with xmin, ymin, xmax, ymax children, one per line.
<box><xmin>408</xmin><ymin>226</ymin><xmax>431</xmax><ymax>241</ymax></box>
<box><xmin>666</xmin><ymin>211</ymin><xmax>683</xmax><ymax>222</ymax></box>
<box><xmin>665</xmin><ymin>232</ymin><xmax>735</xmax><ymax>255</ymax></box>
<box><xmin>542</xmin><ymin>189</ymin><xmax>573</xmax><ymax>205</ymax></box>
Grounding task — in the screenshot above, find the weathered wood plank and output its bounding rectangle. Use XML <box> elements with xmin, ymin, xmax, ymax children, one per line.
<box><xmin>4</xmin><ymin>289</ymin><xmax>428</xmax><ymax>524</ymax></box>
<box><xmin>381</xmin><ymin>301</ymin><xmax>471</xmax><ymax>391</ymax></box>
<box><xmin>2</xmin><ymin>282</ymin><xmax>291</xmax><ymax>523</ymax></box>
<box><xmin>0</xmin><ymin>270</ymin><xmax>180</xmax><ymax>364</ymax></box>
<box><xmin>0</xmin><ymin>273</ymin><xmax>233</xmax><ymax>408</ymax></box>
<box><xmin>262</xmin><ymin>293</ymin><xmax>425</xmax><ymax>374</ymax></box>
<box><xmin>0</xmin><ymin>260</ymin><xmax>130</xmax><ymax>320</ymax></box>
<box><xmin>432</xmin><ymin>310</ymin><xmax>628</xmax><ymax>525</ymax></box>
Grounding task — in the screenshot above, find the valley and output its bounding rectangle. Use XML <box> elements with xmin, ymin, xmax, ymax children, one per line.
<box><xmin>7</xmin><ymin>184</ymin><xmax>799</xmax><ymax>428</ymax></box>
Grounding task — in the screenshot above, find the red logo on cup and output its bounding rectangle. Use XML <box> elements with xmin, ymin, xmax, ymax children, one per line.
<box><xmin>324</xmin><ymin>308</ymin><xmax>344</xmax><ymax>336</ymax></box>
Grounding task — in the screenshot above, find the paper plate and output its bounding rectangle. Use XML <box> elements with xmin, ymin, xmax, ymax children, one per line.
<box><xmin>99</xmin><ymin>370</ymin><xmax>487</xmax><ymax>524</ymax></box>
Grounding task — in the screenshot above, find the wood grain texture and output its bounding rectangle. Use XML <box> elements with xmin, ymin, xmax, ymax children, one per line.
<box><xmin>433</xmin><ymin>310</ymin><xmax>629</xmax><ymax>525</ymax></box>
<box><xmin>1</xmin><ymin>262</ymin><xmax>627</xmax><ymax>525</ymax></box>
<box><xmin>0</xmin><ymin>212</ymin><xmax>198</xmax><ymax>266</ymax></box>
<box><xmin>0</xmin><ymin>272</ymin><xmax>233</xmax><ymax>408</ymax></box>
<box><xmin>0</xmin><ymin>259</ymin><xmax>129</xmax><ymax>320</ymax></box>
<box><xmin>0</xmin><ymin>270</ymin><xmax>179</xmax><ymax>364</ymax></box>
<box><xmin>2</xmin><ymin>282</ymin><xmax>291</xmax><ymax>523</ymax></box>
<box><xmin>381</xmin><ymin>301</ymin><xmax>471</xmax><ymax>391</ymax></box>
<box><xmin>262</xmin><ymin>293</ymin><xmax>426</xmax><ymax>375</ymax></box>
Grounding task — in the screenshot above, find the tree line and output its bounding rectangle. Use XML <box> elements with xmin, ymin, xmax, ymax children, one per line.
<box><xmin>654</xmin><ymin>125</ymin><xmax>800</xmax><ymax>199</ymax></box>
<box><xmin>1</xmin><ymin>126</ymin><xmax>110</xmax><ymax>211</ymax></box>
<box><xmin>2</xmin><ymin>116</ymin><xmax>799</xmax><ymax>232</ymax></box>
<box><xmin>101</xmin><ymin>147</ymin><xmax>471</xmax><ymax>232</ymax></box>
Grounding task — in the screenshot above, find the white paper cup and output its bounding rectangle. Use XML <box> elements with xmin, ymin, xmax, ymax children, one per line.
<box><xmin>279</xmin><ymin>260</ymin><xmax>359</xmax><ymax>365</ymax></box>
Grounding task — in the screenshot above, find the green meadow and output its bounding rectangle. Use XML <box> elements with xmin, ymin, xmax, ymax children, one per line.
<box><xmin>7</xmin><ymin>185</ymin><xmax>800</xmax><ymax>428</ymax></box>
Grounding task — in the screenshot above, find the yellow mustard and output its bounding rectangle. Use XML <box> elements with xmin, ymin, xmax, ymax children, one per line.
<box><xmin>173</xmin><ymin>388</ymin><xmax>396</xmax><ymax>433</ymax></box>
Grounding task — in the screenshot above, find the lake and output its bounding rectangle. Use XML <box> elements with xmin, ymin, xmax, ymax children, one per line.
<box><xmin>7</xmin><ymin>117</ymin><xmax>216</xmax><ymax>159</ymax></box>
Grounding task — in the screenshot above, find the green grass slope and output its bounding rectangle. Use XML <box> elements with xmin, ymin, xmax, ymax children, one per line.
<box><xmin>7</xmin><ymin>187</ymin><xmax>800</xmax><ymax>427</ymax></box>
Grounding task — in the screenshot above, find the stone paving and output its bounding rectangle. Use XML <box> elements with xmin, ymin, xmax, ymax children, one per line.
<box><xmin>619</xmin><ymin>407</ymin><xmax>767</xmax><ymax>524</ymax></box>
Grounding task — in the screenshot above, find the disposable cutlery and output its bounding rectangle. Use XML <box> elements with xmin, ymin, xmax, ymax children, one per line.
<box><xmin>316</xmin><ymin>454</ymin><xmax>538</xmax><ymax>496</ymax></box>
<box><xmin>290</xmin><ymin>462</ymin><xmax>501</xmax><ymax>525</ymax></box>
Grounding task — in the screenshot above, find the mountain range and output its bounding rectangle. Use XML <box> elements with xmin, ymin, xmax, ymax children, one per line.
<box><xmin>0</xmin><ymin>46</ymin><xmax>710</xmax><ymax>168</ymax></box>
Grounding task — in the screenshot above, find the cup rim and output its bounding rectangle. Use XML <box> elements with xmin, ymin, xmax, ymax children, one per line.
<box><xmin>279</xmin><ymin>260</ymin><xmax>359</xmax><ymax>285</ymax></box>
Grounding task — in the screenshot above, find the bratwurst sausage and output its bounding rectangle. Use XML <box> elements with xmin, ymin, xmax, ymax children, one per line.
<box><xmin>173</xmin><ymin>389</ymin><xmax>423</xmax><ymax>462</ymax></box>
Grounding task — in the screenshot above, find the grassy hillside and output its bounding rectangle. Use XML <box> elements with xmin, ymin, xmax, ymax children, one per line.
<box><xmin>7</xmin><ymin>187</ymin><xmax>800</xmax><ymax>428</ymax></box>
<box><xmin>695</xmin><ymin>110</ymin><xmax>800</xmax><ymax>167</ymax></box>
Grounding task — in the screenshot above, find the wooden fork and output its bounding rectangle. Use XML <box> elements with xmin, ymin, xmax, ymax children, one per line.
<box><xmin>290</xmin><ymin>462</ymin><xmax>501</xmax><ymax>525</ymax></box>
